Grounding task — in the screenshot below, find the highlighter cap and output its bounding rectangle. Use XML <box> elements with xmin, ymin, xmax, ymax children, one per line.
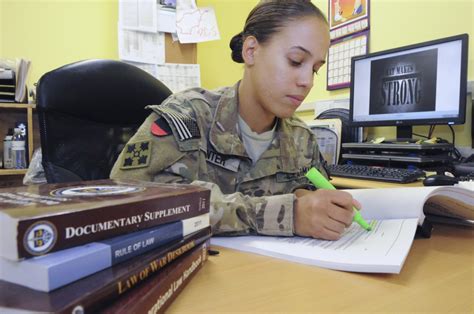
<box><xmin>305</xmin><ymin>168</ymin><xmax>335</xmax><ymax>190</ymax></box>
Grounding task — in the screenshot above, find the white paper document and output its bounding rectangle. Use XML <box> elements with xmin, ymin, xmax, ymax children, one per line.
<box><xmin>176</xmin><ymin>6</ymin><xmax>220</xmax><ymax>43</ymax></box>
<box><xmin>157</xmin><ymin>6</ymin><xmax>177</xmax><ymax>33</ymax></box>
<box><xmin>212</xmin><ymin>219</ymin><xmax>418</xmax><ymax>274</ymax></box>
<box><xmin>212</xmin><ymin>186</ymin><xmax>474</xmax><ymax>274</ymax></box>
<box><xmin>156</xmin><ymin>63</ymin><xmax>201</xmax><ymax>92</ymax></box>
<box><xmin>126</xmin><ymin>62</ymin><xmax>200</xmax><ymax>93</ymax></box>
<box><xmin>119</xmin><ymin>0</ymin><xmax>157</xmax><ymax>33</ymax></box>
<box><xmin>118</xmin><ymin>27</ymin><xmax>165</xmax><ymax>64</ymax></box>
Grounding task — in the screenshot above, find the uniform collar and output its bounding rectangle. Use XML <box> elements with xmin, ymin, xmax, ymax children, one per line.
<box><xmin>209</xmin><ymin>82</ymin><xmax>246</xmax><ymax>157</ymax></box>
<box><xmin>209</xmin><ymin>82</ymin><xmax>299</xmax><ymax>173</ymax></box>
<box><xmin>267</xmin><ymin>119</ymin><xmax>299</xmax><ymax>172</ymax></box>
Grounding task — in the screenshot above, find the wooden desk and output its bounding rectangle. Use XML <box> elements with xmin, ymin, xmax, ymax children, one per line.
<box><xmin>331</xmin><ymin>176</ymin><xmax>424</xmax><ymax>189</ymax></box>
<box><xmin>168</xmin><ymin>225</ymin><xmax>473</xmax><ymax>313</ymax></box>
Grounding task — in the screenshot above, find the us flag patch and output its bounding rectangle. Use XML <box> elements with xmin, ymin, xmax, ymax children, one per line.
<box><xmin>120</xmin><ymin>140</ymin><xmax>152</xmax><ymax>169</ymax></box>
<box><xmin>157</xmin><ymin>107</ymin><xmax>200</xmax><ymax>141</ymax></box>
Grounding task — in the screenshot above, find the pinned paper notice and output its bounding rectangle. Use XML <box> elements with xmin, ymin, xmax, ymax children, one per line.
<box><xmin>176</xmin><ymin>6</ymin><xmax>220</xmax><ymax>43</ymax></box>
<box><xmin>118</xmin><ymin>27</ymin><xmax>165</xmax><ymax>64</ymax></box>
<box><xmin>157</xmin><ymin>5</ymin><xmax>177</xmax><ymax>33</ymax></box>
<box><xmin>156</xmin><ymin>63</ymin><xmax>201</xmax><ymax>92</ymax></box>
<box><xmin>119</xmin><ymin>0</ymin><xmax>157</xmax><ymax>33</ymax></box>
<box><xmin>126</xmin><ymin>62</ymin><xmax>201</xmax><ymax>93</ymax></box>
<box><xmin>177</xmin><ymin>0</ymin><xmax>197</xmax><ymax>10</ymax></box>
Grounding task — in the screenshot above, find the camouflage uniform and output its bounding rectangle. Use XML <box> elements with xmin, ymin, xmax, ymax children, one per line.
<box><xmin>110</xmin><ymin>82</ymin><xmax>325</xmax><ymax>237</ymax></box>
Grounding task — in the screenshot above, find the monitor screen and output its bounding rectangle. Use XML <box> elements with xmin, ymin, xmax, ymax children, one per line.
<box><xmin>349</xmin><ymin>34</ymin><xmax>468</xmax><ymax>138</ymax></box>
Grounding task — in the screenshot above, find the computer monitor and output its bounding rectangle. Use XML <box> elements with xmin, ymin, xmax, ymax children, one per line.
<box><xmin>349</xmin><ymin>34</ymin><xmax>468</xmax><ymax>141</ymax></box>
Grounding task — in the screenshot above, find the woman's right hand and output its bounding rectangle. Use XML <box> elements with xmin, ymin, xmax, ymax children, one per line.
<box><xmin>293</xmin><ymin>189</ymin><xmax>360</xmax><ymax>240</ymax></box>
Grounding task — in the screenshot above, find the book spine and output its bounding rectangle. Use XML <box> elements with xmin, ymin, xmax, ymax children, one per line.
<box><xmin>15</xmin><ymin>189</ymin><xmax>210</xmax><ymax>259</ymax></box>
<box><xmin>101</xmin><ymin>239</ymin><xmax>209</xmax><ymax>314</ymax></box>
<box><xmin>60</xmin><ymin>228</ymin><xmax>211</xmax><ymax>314</ymax></box>
<box><xmin>0</xmin><ymin>214</ymin><xmax>209</xmax><ymax>292</ymax></box>
<box><xmin>107</xmin><ymin>213</ymin><xmax>209</xmax><ymax>265</ymax></box>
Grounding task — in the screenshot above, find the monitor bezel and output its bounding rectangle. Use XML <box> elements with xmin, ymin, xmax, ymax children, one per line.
<box><xmin>349</xmin><ymin>33</ymin><xmax>468</xmax><ymax>128</ymax></box>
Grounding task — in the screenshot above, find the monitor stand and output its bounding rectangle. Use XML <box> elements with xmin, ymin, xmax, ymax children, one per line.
<box><xmin>385</xmin><ymin>126</ymin><xmax>416</xmax><ymax>143</ymax></box>
<box><xmin>396</xmin><ymin>125</ymin><xmax>413</xmax><ymax>140</ymax></box>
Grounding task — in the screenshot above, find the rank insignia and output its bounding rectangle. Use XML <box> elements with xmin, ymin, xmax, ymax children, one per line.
<box><xmin>157</xmin><ymin>107</ymin><xmax>201</xmax><ymax>141</ymax></box>
<box><xmin>151</xmin><ymin>117</ymin><xmax>172</xmax><ymax>137</ymax></box>
<box><xmin>120</xmin><ymin>140</ymin><xmax>152</xmax><ymax>169</ymax></box>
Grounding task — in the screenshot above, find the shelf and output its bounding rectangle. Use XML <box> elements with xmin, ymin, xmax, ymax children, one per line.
<box><xmin>0</xmin><ymin>102</ymin><xmax>36</xmax><ymax>109</ymax></box>
<box><xmin>0</xmin><ymin>102</ymin><xmax>36</xmax><ymax>173</ymax></box>
<box><xmin>0</xmin><ymin>169</ymin><xmax>28</xmax><ymax>176</ymax></box>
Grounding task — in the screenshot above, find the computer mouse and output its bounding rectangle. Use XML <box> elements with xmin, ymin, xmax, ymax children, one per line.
<box><xmin>423</xmin><ymin>175</ymin><xmax>459</xmax><ymax>186</ymax></box>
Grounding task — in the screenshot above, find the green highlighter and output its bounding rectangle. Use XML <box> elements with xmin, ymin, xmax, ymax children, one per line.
<box><xmin>305</xmin><ymin>167</ymin><xmax>372</xmax><ymax>231</ymax></box>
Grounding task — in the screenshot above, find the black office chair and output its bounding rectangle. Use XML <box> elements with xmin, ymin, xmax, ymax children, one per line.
<box><xmin>36</xmin><ymin>59</ymin><xmax>172</xmax><ymax>183</ymax></box>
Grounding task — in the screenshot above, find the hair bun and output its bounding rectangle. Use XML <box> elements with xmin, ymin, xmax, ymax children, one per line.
<box><xmin>229</xmin><ymin>32</ymin><xmax>244</xmax><ymax>63</ymax></box>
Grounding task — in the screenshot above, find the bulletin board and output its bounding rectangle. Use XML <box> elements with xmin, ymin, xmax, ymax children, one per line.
<box><xmin>164</xmin><ymin>34</ymin><xmax>197</xmax><ymax>64</ymax></box>
<box><xmin>117</xmin><ymin>0</ymin><xmax>221</xmax><ymax>93</ymax></box>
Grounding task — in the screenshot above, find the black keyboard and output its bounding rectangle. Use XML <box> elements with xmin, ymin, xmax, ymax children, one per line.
<box><xmin>327</xmin><ymin>164</ymin><xmax>425</xmax><ymax>183</ymax></box>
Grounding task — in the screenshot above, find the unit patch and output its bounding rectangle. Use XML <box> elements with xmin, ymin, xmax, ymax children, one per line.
<box><xmin>120</xmin><ymin>140</ymin><xmax>152</xmax><ymax>169</ymax></box>
<box><xmin>158</xmin><ymin>106</ymin><xmax>201</xmax><ymax>141</ymax></box>
<box><xmin>151</xmin><ymin>117</ymin><xmax>172</xmax><ymax>137</ymax></box>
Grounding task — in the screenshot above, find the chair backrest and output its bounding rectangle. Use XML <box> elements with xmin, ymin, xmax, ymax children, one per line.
<box><xmin>36</xmin><ymin>59</ymin><xmax>172</xmax><ymax>183</ymax></box>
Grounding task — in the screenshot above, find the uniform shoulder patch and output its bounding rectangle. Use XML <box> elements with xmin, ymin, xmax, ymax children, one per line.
<box><xmin>151</xmin><ymin>117</ymin><xmax>172</xmax><ymax>137</ymax></box>
<box><xmin>120</xmin><ymin>140</ymin><xmax>152</xmax><ymax>170</ymax></box>
<box><xmin>157</xmin><ymin>106</ymin><xmax>201</xmax><ymax>141</ymax></box>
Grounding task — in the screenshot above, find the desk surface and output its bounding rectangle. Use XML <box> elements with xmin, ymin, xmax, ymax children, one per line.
<box><xmin>331</xmin><ymin>176</ymin><xmax>424</xmax><ymax>189</ymax></box>
<box><xmin>168</xmin><ymin>225</ymin><xmax>473</xmax><ymax>313</ymax></box>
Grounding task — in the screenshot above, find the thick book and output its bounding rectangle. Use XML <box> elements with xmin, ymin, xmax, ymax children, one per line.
<box><xmin>213</xmin><ymin>185</ymin><xmax>474</xmax><ymax>274</ymax></box>
<box><xmin>0</xmin><ymin>179</ymin><xmax>210</xmax><ymax>260</ymax></box>
<box><xmin>102</xmin><ymin>239</ymin><xmax>210</xmax><ymax>314</ymax></box>
<box><xmin>0</xmin><ymin>228</ymin><xmax>211</xmax><ymax>313</ymax></box>
<box><xmin>0</xmin><ymin>213</ymin><xmax>209</xmax><ymax>292</ymax></box>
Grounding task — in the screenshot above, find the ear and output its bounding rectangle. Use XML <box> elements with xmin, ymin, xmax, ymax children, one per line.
<box><xmin>242</xmin><ymin>36</ymin><xmax>259</xmax><ymax>65</ymax></box>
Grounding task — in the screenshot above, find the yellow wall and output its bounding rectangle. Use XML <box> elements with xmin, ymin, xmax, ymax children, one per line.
<box><xmin>1</xmin><ymin>0</ymin><xmax>473</xmax><ymax>145</ymax></box>
<box><xmin>0</xmin><ymin>0</ymin><xmax>3</xmax><ymax>55</ymax></box>
<box><xmin>1</xmin><ymin>0</ymin><xmax>118</xmax><ymax>85</ymax></box>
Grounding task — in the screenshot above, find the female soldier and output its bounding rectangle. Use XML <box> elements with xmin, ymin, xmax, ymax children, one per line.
<box><xmin>110</xmin><ymin>0</ymin><xmax>359</xmax><ymax>240</ymax></box>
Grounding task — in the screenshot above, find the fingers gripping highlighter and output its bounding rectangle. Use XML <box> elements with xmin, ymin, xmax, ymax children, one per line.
<box><xmin>305</xmin><ymin>167</ymin><xmax>372</xmax><ymax>231</ymax></box>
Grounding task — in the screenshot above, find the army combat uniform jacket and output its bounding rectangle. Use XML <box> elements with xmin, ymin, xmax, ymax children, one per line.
<box><xmin>110</xmin><ymin>83</ymin><xmax>325</xmax><ymax>237</ymax></box>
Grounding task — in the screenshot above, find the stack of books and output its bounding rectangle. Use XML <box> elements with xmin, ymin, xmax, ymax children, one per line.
<box><xmin>0</xmin><ymin>179</ymin><xmax>212</xmax><ymax>313</ymax></box>
<box><xmin>0</xmin><ymin>58</ymin><xmax>31</xmax><ymax>103</ymax></box>
<box><xmin>0</xmin><ymin>66</ymin><xmax>16</xmax><ymax>102</ymax></box>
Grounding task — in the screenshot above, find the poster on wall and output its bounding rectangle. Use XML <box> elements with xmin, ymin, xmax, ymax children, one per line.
<box><xmin>328</xmin><ymin>0</ymin><xmax>370</xmax><ymax>40</ymax></box>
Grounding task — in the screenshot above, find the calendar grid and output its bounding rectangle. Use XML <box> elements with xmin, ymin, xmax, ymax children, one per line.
<box><xmin>327</xmin><ymin>31</ymin><xmax>369</xmax><ymax>90</ymax></box>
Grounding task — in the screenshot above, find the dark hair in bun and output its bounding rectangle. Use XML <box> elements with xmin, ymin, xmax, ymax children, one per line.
<box><xmin>229</xmin><ymin>0</ymin><xmax>328</xmax><ymax>63</ymax></box>
<box><xmin>230</xmin><ymin>31</ymin><xmax>245</xmax><ymax>63</ymax></box>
